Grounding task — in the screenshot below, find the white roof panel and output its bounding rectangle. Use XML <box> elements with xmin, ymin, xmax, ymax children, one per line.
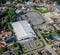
<box><xmin>12</xmin><ymin>21</ymin><xmax>36</xmax><ymax>40</ymax></box>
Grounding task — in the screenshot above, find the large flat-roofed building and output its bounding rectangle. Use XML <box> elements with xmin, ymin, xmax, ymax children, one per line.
<box><xmin>12</xmin><ymin>21</ymin><xmax>36</xmax><ymax>41</ymax></box>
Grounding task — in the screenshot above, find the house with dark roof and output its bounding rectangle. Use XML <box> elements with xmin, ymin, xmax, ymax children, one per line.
<box><xmin>54</xmin><ymin>6</ymin><xmax>60</xmax><ymax>12</ymax></box>
<box><xmin>44</xmin><ymin>50</ymin><xmax>52</xmax><ymax>55</ymax></box>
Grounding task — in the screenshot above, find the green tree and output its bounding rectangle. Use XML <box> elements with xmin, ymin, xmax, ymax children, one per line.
<box><xmin>56</xmin><ymin>30</ymin><xmax>60</xmax><ymax>36</ymax></box>
<box><xmin>4</xmin><ymin>23</ymin><xmax>11</xmax><ymax>31</ymax></box>
<box><xmin>10</xmin><ymin>0</ymin><xmax>13</xmax><ymax>2</ymax></box>
<box><xmin>4</xmin><ymin>16</ymin><xmax>9</xmax><ymax>22</ymax></box>
<box><xmin>19</xmin><ymin>11</ymin><xmax>24</xmax><ymax>15</ymax></box>
<box><xmin>50</xmin><ymin>0</ymin><xmax>60</xmax><ymax>5</ymax></box>
<box><xmin>17</xmin><ymin>43</ymin><xmax>23</xmax><ymax>53</ymax></box>
<box><xmin>57</xmin><ymin>0</ymin><xmax>60</xmax><ymax>5</ymax></box>
<box><xmin>16</xmin><ymin>52</ymin><xmax>20</xmax><ymax>55</ymax></box>
<box><xmin>12</xmin><ymin>42</ymin><xmax>17</xmax><ymax>47</ymax></box>
<box><xmin>0</xmin><ymin>22</ymin><xmax>2</xmax><ymax>27</ymax></box>
<box><xmin>14</xmin><ymin>0</ymin><xmax>19</xmax><ymax>3</ymax></box>
<box><xmin>0</xmin><ymin>47</ymin><xmax>5</xmax><ymax>53</ymax></box>
<box><xmin>33</xmin><ymin>5</ymin><xmax>36</xmax><ymax>9</ymax></box>
<box><xmin>0</xmin><ymin>0</ymin><xmax>6</xmax><ymax>4</ymax></box>
<box><xmin>8</xmin><ymin>8</ymin><xmax>16</xmax><ymax>22</ymax></box>
<box><xmin>0</xmin><ymin>0</ymin><xmax>2</xmax><ymax>3</ymax></box>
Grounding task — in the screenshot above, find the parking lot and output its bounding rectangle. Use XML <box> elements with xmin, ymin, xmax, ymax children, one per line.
<box><xmin>25</xmin><ymin>11</ymin><xmax>45</xmax><ymax>26</ymax></box>
<box><xmin>21</xmin><ymin>38</ymin><xmax>43</xmax><ymax>53</ymax></box>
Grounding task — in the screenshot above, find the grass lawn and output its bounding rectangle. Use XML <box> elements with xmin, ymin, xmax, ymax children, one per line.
<box><xmin>36</xmin><ymin>9</ymin><xmax>50</xmax><ymax>13</ymax></box>
<box><xmin>46</xmin><ymin>40</ymin><xmax>52</xmax><ymax>45</ymax></box>
<box><xmin>50</xmin><ymin>32</ymin><xmax>57</xmax><ymax>37</ymax></box>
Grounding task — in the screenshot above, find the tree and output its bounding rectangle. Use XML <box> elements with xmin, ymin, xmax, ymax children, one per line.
<box><xmin>0</xmin><ymin>0</ymin><xmax>2</xmax><ymax>3</ymax></box>
<box><xmin>3</xmin><ymin>23</ymin><xmax>11</xmax><ymax>31</ymax></box>
<box><xmin>33</xmin><ymin>5</ymin><xmax>36</xmax><ymax>9</ymax></box>
<box><xmin>10</xmin><ymin>0</ymin><xmax>15</xmax><ymax>3</ymax></box>
<box><xmin>0</xmin><ymin>0</ymin><xmax>6</xmax><ymax>4</ymax></box>
<box><xmin>12</xmin><ymin>42</ymin><xmax>17</xmax><ymax>47</ymax></box>
<box><xmin>0</xmin><ymin>22</ymin><xmax>2</xmax><ymax>27</ymax></box>
<box><xmin>17</xmin><ymin>43</ymin><xmax>23</xmax><ymax>53</ymax></box>
<box><xmin>16</xmin><ymin>52</ymin><xmax>20</xmax><ymax>55</ymax></box>
<box><xmin>50</xmin><ymin>0</ymin><xmax>60</xmax><ymax>5</ymax></box>
<box><xmin>0</xmin><ymin>47</ymin><xmax>5</xmax><ymax>53</ymax></box>
<box><xmin>8</xmin><ymin>8</ymin><xmax>16</xmax><ymax>22</ymax></box>
<box><xmin>19</xmin><ymin>11</ymin><xmax>24</xmax><ymax>15</ymax></box>
<box><xmin>4</xmin><ymin>16</ymin><xmax>9</xmax><ymax>22</ymax></box>
<box><xmin>14</xmin><ymin>0</ymin><xmax>19</xmax><ymax>3</ymax></box>
<box><xmin>56</xmin><ymin>30</ymin><xmax>60</xmax><ymax>36</ymax></box>
<box><xmin>20</xmin><ymin>0</ymin><xmax>26</xmax><ymax>3</ymax></box>
<box><xmin>57</xmin><ymin>0</ymin><xmax>60</xmax><ymax>5</ymax></box>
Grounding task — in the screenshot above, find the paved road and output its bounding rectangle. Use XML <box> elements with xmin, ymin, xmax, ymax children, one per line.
<box><xmin>45</xmin><ymin>46</ymin><xmax>58</xmax><ymax>55</ymax></box>
<box><xmin>22</xmin><ymin>39</ymin><xmax>43</xmax><ymax>52</ymax></box>
<box><xmin>23</xmin><ymin>48</ymin><xmax>44</xmax><ymax>55</ymax></box>
<box><xmin>22</xmin><ymin>39</ymin><xmax>44</xmax><ymax>55</ymax></box>
<box><xmin>37</xmin><ymin>29</ymin><xmax>58</xmax><ymax>55</ymax></box>
<box><xmin>37</xmin><ymin>30</ymin><xmax>47</xmax><ymax>45</ymax></box>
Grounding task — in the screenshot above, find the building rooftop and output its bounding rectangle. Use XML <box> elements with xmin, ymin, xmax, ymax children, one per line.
<box><xmin>5</xmin><ymin>37</ymin><xmax>16</xmax><ymax>44</ymax></box>
<box><xmin>0</xmin><ymin>42</ymin><xmax>4</xmax><ymax>46</ymax></box>
<box><xmin>2</xmin><ymin>51</ymin><xmax>10</xmax><ymax>55</ymax></box>
<box><xmin>54</xmin><ymin>6</ymin><xmax>60</xmax><ymax>12</ymax></box>
<box><xmin>1</xmin><ymin>30</ymin><xmax>12</xmax><ymax>35</ymax></box>
<box><xmin>12</xmin><ymin>21</ymin><xmax>36</xmax><ymax>41</ymax></box>
<box><xmin>44</xmin><ymin>50</ymin><xmax>52</xmax><ymax>55</ymax></box>
<box><xmin>56</xmin><ymin>6</ymin><xmax>60</xmax><ymax>10</ymax></box>
<box><xmin>54</xmin><ymin>35</ymin><xmax>60</xmax><ymax>40</ymax></box>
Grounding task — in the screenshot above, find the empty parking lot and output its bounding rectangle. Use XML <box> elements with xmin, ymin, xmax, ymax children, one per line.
<box><xmin>26</xmin><ymin>11</ymin><xmax>45</xmax><ymax>26</ymax></box>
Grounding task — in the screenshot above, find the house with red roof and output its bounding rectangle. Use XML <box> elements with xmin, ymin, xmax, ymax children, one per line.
<box><xmin>2</xmin><ymin>30</ymin><xmax>12</xmax><ymax>35</ymax></box>
<box><xmin>35</xmin><ymin>0</ymin><xmax>40</xmax><ymax>3</ymax></box>
<box><xmin>0</xmin><ymin>42</ymin><xmax>4</xmax><ymax>47</ymax></box>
